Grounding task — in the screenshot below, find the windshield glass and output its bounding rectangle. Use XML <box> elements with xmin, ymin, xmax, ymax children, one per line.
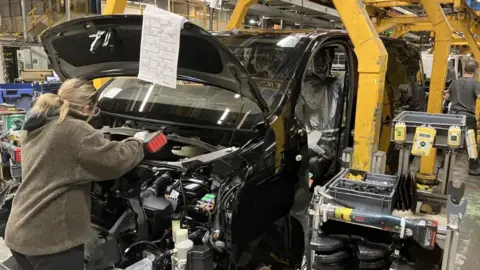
<box><xmin>217</xmin><ymin>34</ymin><xmax>309</xmax><ymax>95</ymax></box>
<box><xmin>98</xmin><ymin>78</ymin><xmax>264</xmax><ymax>130</ymax></box>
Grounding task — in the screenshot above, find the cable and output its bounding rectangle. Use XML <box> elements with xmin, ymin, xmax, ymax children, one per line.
<box><xmin>209</xmin><ymin>232</ymin><xmax>224</xmax><ymax>253</ymax></box>
<box><xmin>123</xmin><ymin>241</ymin><xmax>159</xmax><ymax>255</ymax></box>
<box><xmin>152</xmin><ymin>229</ymin><xmax>172</xmax><ymax>244</ymax></box>
<box><xmin>123</xmin><ymin>229</ymin><xmax>171</xmax><ymax>256</ymax></box>
<box><xmin>219</xmin><ymin>184</ymin><xmax>241</xmax><ymax>210</ymax></box>
<box><xmin>152</xmin><ymin>250</ymin><xmax>173</xmax><ymax>270</ymax></box>
<box><xmin>178</xmin><ymin>172</ymin><xmax>188</xmax><ymax>225</ymax></box>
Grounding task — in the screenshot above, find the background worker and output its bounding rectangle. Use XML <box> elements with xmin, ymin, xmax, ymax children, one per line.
<box><xmin>3</xmin><ymin>79</ymin><xmax>153</xmax><ymax>270</ymax></box>
<box><xmin>445</xmin><ymin>59</ymin><xmax>480</xmax><ymax>175</ymax></box>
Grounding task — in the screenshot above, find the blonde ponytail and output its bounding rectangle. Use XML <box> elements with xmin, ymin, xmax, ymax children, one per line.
<box><xmin>58</xmin><ymin>99</ymin><xmax>70</xmax><ymax>123</ymax></box>
<box><xmin>31</xmin><ymin>78</ymin><xmax>97</xmax><ymax>123</ymax></box>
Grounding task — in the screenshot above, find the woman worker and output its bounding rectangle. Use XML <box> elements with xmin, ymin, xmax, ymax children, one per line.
<box><xmin>4</xmin><ymin>78</ymin><xmax>153</xmax><ymax>269</ymax></box>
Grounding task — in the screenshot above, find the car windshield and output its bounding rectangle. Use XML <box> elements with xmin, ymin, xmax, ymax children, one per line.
<box><xmin>217</xmin><ymin>34</ymin><xmax>309</xmax><ymax>98</ymax></box>
<box><xmin>98</xmin><ymin>78</ymin><xmax>264</xmax><ymax>131</ymax></box>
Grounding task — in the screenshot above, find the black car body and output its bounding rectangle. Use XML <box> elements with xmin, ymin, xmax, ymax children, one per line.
<box><xmin>214</xmin><ymin>29</ymin><xmax>423</xmax><ymax>182</ymax></box>
<box><xmin>0</xmin><ymin>17</ymin><xmax>423</xmax><ymax>270</ymax></box>
<box><xmin>0</xmin><ymin>15</ymin><xmax>310</xmax><ymax>270</ymax></box>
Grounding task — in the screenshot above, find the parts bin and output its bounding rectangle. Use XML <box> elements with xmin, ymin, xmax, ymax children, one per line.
<box><xmin>327</xmin><ymin>169</ymin><xmax>398</xmax><ymax>214</ymax></box>
<box><xmin>391</xmin><ymin>111</ymin><xmax>467</xmax><ymax>148</ymax></box>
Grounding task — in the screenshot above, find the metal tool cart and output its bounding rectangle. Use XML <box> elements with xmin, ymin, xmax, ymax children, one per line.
<box><xmin>306</xmin><ymin>111</ymin><xmax>470</xmax><ymax>270</ymax></box>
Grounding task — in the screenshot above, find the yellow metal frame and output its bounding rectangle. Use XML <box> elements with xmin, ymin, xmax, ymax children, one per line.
<box><xmin>103</xmin><ymin>0</ymin><xmax>128</xmax><ymax>15</ymax></box>
<box><xmin>417</xmin><ymin>0</ymin><xmax>452</xmax><ymax>180</ymax></box>
<box><xmin>372</xmin><ymin>1</ymin><xmax>480</xmax><ymax>176</ymax></box>
<box><xmin>333</xmin><ymin>0</ymin><xmax>388</xmax><ymax>171</ymax></box>
<box><xmin>226</xmin><ymin>0</ymin><xmax>258</xmax><ymax>30</ymax></box>
<box><xmin>366</xmin><ymin>0</ymin><xmax>454</xmax><ymax>179</ymax></box>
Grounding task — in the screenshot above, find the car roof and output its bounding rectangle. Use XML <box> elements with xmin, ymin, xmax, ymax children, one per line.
<box><xmin>214</xmin><ymin>28</ymin><xmax>409</xmax><ymax>46</ymax></box>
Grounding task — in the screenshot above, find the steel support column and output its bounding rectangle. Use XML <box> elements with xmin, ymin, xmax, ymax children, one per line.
<box><xmin>93</xmin><ymin>0</ymin><xmax>128</xmax><ymax>89</ymax></box>
<box><xmin>226</xmin><ymin>0</ymin><xmax>258</xmax><ymax>30</ymax></box>
<box><xmin>66</xmin><ymin>0</ymin><xmax>71</xmax><ymax>20</ymax></box>
<box><xmin>418</xmin><ymin>0</ymin><xmax>452</xmax><ymax>182</ymax></box>
<box><xmin>20</xmin><ymin>0</ymin><xmax>27</xmax><ymax>41</ymax></box>
<box><xmin>332</xmin><ymin>0</ymin><xmax>388</xmax><ymax>171</ymax></box>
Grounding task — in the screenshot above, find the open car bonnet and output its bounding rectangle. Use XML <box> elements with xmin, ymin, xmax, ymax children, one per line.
<box><xmin>41</xmin><ymin>15</ymin><xmax>269</xmax><ymax>111</ymax></box>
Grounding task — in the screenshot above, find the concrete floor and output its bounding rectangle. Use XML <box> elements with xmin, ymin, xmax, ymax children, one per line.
<box><xmin>450</xmin><ymin>153</ymin><xmax>480</xmax><ymax>270</ymax></box>
<box><xmin>0</xmin><ymin>154</ymin><xmax>478</xmax><ymax>269</ymax></box>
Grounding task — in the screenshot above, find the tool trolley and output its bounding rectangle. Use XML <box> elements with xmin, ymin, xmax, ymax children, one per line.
<box><xmin>306</xmin><ymin>111</ymin><xmax>469</xmax><ymax>270</ymax></box>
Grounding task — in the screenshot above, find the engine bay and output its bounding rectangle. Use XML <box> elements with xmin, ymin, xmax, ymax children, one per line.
<box><xmin>85</xmin><ymin>127</ymin><xmax>251</xmax><ymax>270</ymax></box>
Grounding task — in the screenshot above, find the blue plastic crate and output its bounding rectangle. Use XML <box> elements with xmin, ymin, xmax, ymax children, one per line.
<box><xmin>0</xmin><ymin>83</ymin><xmax>34</xmax><ymax>111</ymax></box>
<box><xmin>33</xmin><ymin>81</ymin><xmax>62</xmax><ymax>94</ymax></box>
<box><xmin>466</xmin><ymin>0</ymin><xmax>480</xmax><ymax>11</ymax></box>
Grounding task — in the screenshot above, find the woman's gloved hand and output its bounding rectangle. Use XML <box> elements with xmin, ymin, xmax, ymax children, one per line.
<box><xmin>134</xmin><ymin>131</ymin><xmax>149</xmax><ymax>141</ymax></box>
<box><xmin>134</xmin><ymin>131</ymin><xmax>168</xmax><ymax>153</ymax></box>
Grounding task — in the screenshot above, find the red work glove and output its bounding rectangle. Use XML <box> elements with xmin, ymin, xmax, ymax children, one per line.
<box><xmin>134</xmin><ymin>131</ymin><xmax>168</xmax><ymax>153</ymax></box>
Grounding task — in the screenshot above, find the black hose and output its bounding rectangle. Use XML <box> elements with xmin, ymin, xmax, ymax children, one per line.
<box><xmin>151</xmin><ymin>172</ymin><xmax>173</xmax><ymax>195</ymax></box>
<box><xmin>152</xmin><ymin>250</ymin><xmax>173</xmax><ymax>270</ymax></box>
<box><xmin>123</xmin><ymin>229</ymin><xmax>171</xmax><ymax>256</ymax></box>
<box><xmin>209</xmin><ymin>232</ymin><xmax>223</xmax><ymax>253</ymax></box>
<box><xmin>152</xmin><ymin>229</ymin><xmax>172</xmax><ymax>244</ymax></box>
<box><xmin>218</xmin><ymin>184</ymin><xmax>241</xmax><ymax>211</ymax></box>
<box><xmin>123</xmin><ymin>241</ymin><xmax>159</xmax><ymax>255</ymax></box>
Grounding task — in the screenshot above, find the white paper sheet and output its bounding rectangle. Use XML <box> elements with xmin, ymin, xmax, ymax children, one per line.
<box><xmin>99</xmin><ymin>87</ymin><xmax>122</xmax><ymax>100</ymax></box>
<box><xmin>138</xmin><ymin>6</ymin><xmax>186</xmax><ymax>89</ymax></box>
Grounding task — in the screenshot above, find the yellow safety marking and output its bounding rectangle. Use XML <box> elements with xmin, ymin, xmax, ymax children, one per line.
<box><xmin>334</xmin><ymin>208</ymin><xmax>352</xmax><ymax>222</ymax></box>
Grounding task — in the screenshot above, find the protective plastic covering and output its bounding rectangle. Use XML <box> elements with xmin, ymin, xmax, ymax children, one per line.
<box><xmin>298</xmin><ymin>75</ymin><xmax>343</xmax><ymax>133</ymax></box>
<box><xmin>299</xmin><ymin>76</ymin><xmax>343</xmax><ymax>162</ymax></box>
<box><xmin>296</xmin><ymin>47</ymin><xmax>345</xmax><ymax>182</ymax></box>
<box><xmin>297</xmin><ymin>70</ymin><xmax>344</xmax><ymax>182</ymax></box>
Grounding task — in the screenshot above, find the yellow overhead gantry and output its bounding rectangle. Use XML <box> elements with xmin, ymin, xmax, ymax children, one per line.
<box><xmin>351</xmin><ymin>0</ymin><xmax>454</xmax><ymax>176</ymax></box>
<box><xmin>226</xmin><ymin>0</ymin><xmax>258</xmax><ymax>30</ymax></box>
<box><xmin>370</xmin><ymin>1</ymin><xmax>480</xmax><ymax>180</ymax></box>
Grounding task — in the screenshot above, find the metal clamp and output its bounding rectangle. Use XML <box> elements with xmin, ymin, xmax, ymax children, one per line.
<box><xmin>447</xmin><ymin>181</ymin><xmax>465</xmax><ymax>205</ymax></box>
<box><xmin>446</xmin><ymin>195</ymin><xmax>467</xmax><ymax>230</ymax></box>
<box><xmin>397</xmin><ymin>146</ymin><xmax>411</xmax><ymax>178</ymax></box>
<box><xmin>441</xmin><ymin>195</ymin><xmax>467</xmax><ymax>270</ymax></box>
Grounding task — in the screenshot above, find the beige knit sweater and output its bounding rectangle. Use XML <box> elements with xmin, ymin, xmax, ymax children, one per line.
<box><xmin>5</xmin><ymin>111</ymin><xmax>144</xmax><ymax>256</ymax></box>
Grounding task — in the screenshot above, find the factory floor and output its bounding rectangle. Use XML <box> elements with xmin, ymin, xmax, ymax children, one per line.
<box><xmin>450</xmin><ymin>153</ymin><xmax>480</xmax><ymax>270</ymax></box>
<box><xmin>0</xmin><ymin>155</ymin><xmax>479</xmax><ymax>269</ymax></box>
<box><xmin>408</xmin><ymin>151</ymin><xmax>480</xmax><ymax>270</ymax></box>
